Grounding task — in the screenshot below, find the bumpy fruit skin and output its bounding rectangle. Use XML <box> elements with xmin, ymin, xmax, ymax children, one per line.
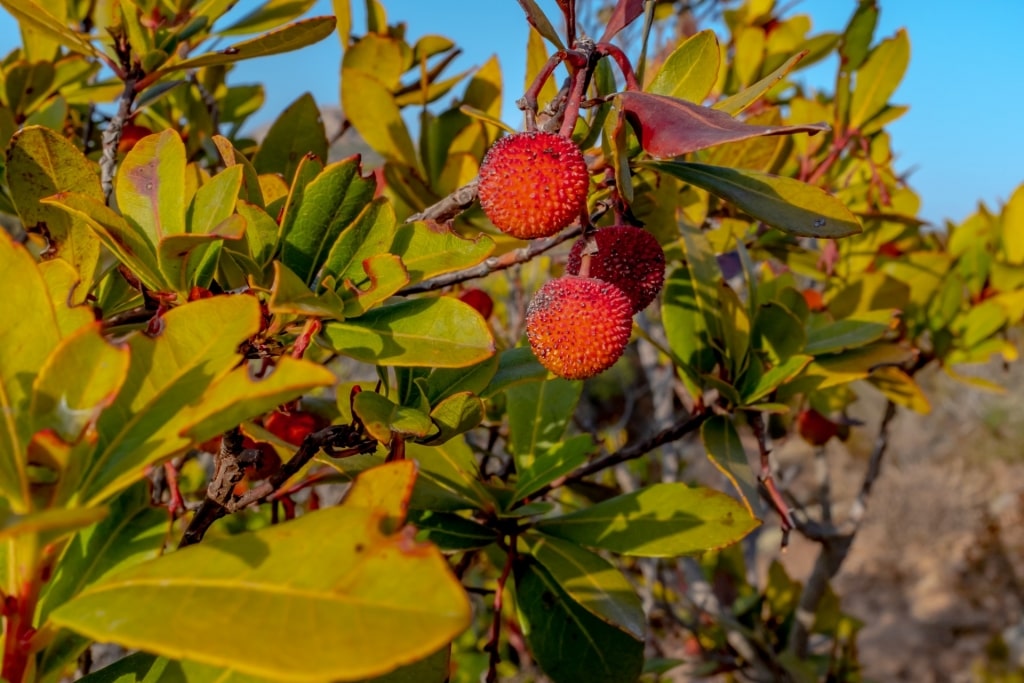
<box><xmin>567</xmin><ymin>226</ymin><xmax>666</xmax><ymax>312</ymax></box>
<box><xmin>526</xmin><ymin>275</ymin><xmax>633</xmax><ymax>380</ymax></box>
<box><xmin>477</xmin><ymin>131</ymin><xmax>589</xmax><ymax>239</ymax></box>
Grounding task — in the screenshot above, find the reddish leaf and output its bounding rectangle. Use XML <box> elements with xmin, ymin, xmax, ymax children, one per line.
<box><xmin>598</xmin><ymin>0</ymin><xmax>645</xmax><ymax>43</ymax></box>
<box><xmin>617</xmin><ymin>91</ymin><xmax>827</xmax><ymax>159</ymax></box>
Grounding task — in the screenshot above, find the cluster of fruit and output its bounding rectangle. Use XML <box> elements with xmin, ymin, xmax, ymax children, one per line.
<box><xmin>477</xmin><ymin>130</ymin><xmax>666</xmax><ymax>380</ymax></box>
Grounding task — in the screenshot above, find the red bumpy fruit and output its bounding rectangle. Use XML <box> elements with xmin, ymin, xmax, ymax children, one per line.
<box><xmin>526</xmin><ymin>275</ymin><xmax>633</xmax><ymax>380</ymax></box>
<box><xmin>567</xmin><ymin>226</ymin><xmax>666</xmax><ymax>313</ymax></box>
<box><xmin>477</xmin><ymin>131</ymin><xmax>589</xmax><ymax>240</ymax></box>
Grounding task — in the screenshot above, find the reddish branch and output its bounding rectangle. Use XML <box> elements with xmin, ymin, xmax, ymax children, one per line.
<box><xmin>486</xmin><ymin>541</ymin><xmax>517</xmax><ymax>683</ymax></box>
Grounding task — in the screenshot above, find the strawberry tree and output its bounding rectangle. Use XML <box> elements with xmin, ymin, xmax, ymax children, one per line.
<box><xmin>0</xmin><ymin>0</ymin><xmax>1021</xmax><ymax>681</ymax></box>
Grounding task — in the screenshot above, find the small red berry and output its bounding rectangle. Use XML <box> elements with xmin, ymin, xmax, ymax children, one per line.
<box><xmin>264</xmin><ymin>410</ymin><xmax>329</xmax><ymax>447</ymax></box>
<box><xmin>118</xmin><ymin>123</ymin><xmax>153</xmax><ymax>154</ymax></box>
<box><xmin>458</xmin><ymin>288</ymin><xmax>494</xmax><ymax>320</ymax></box>
<box><xmin>796</xmin><ymin>408</ymin><xmax>849</xmax><ymax>446</ymax></box>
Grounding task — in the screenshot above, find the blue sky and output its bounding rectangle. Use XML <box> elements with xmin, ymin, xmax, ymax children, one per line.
<box><xmin>2</xmin><ymin>1</ymin><xmax>1022</xmax><ymax>226</ymax></box>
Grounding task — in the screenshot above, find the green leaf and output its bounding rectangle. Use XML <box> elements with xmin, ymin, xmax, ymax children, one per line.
<box><xmin>154</xmin><ymin>16</ymin><xmax>336</xmax><ymax>74</ymax></box>
<box><xmin>117</xmin><ymin>129</ymin><xmax>187</xmax><ymax>244</ymax></box>
<box><xmin>649</xmin><ymin>161</ymin><xmax>862</xmax><ymax>238</ymax></box>
<box><xmin>515</xmin><ymin>557</ymin><xmax>643</xmax><ymax>683</ymax></box>
<box><xmin>535</xmin><ymin>483</ymin><xmax>759</xmax><ymax>557</ymax></box>
<box><xmin>752</xmin><ymin>301</ymin><xmax>806</xmax><ymax>363</ymax></box>
<box><xmin>404</xmin><ymin>440</ymin><xmax>495</xmax><ymax>512</ymax></box>
<box><xmin>279</xmin><ymin>156</ymin><xmax>375</xmax><ymax>284</ymax></box>
<box><xmin>339</xmin><ymin>254</ymin><xmax>410</xmax><ymax>317</ymax></box>
<box><xmin>5</xmin><ymin>125</ymin><xmax>102</xmax><ymax>290</ymax></box>
<box><xmin>37</xmin><ymin>484</ymin><xmax>167</xmax><ymax>680</ymax></box>
<box><xmin>343</xmin><ymin>33</ymin><xmax>411</xmax><ymax>91</ymax></box>
<box><xmin>319</xmin><ymin>197</ymin><xmax>397</xmax><ymax>288</ymax></box>
<box><xmin>481</xmin><ymin>347</ymin><xmax>547</xmax><ymax>397</ymax></box>
<box><xmin>43</xmin><ymin>192</ymin><xmax>167</xmax><ymax>291</ymax></box>
<box><xmin>1001</xmin><ymin>184</ymin><xmax>1024</xmax><ymax>265</ymax></box>
<box><xmin>515</xmin><ymin>0</ymin><xmax>565</xmax><ymax>50</ymax></box>
<box><xmin>353</xmin><ymin>391</ymin><xmax>435</xmax><ymax>442</ymax></box>
<box><xmin>320</xmin><ymin>297</ymin><xmax>495</xmax><ymax>368</ymax></box>
<box><xmin>408</xmin><ymin>509</ymin><xmax>496</xmax><ymax>552</ymax></box>
<box><xmin>29</xmin><ymin>323</ymin><xmax>129</xmax><ymax>446</ymax></box>
<box><xmin>220</xmin><ymin>0</ymin><xmax>317</xmax><ymax>36</ymax></box>
<box><xmin>524</xmin><ymin>531</ymin><xmax>646</xmax><ymax>640</ymax></box>
<box><xmin>512</xmin><ymin>434</ymin><xmax>592</xmax><ymax>501</ymax></box>
<box><xmin>804</xmin><ymin>309</ymin><xmax>896</xmax><ymax>355</ymax></box>
<box><xmin>79</xmin><ymin>296</ymin><xmax>334</xmax><ymax>505</ymax></box>
<box><xmin>839</xmin><ymin>0</ymin><xmax>879</xmax><ymax>72</ymax></box>
<box><xmin>341</xmin><ymin>68</ymin><xmax>419</xmax><ymax>169</ymax></box>
<box><xmin>390</xmin><ymin>223</ymin><xmax>494</xmax><ymax>286</ymax></box>
<box><xmin>715</xmin><ymin>50</ymin><xmax>806</xmax><ymax>116</ymax></box>
<box><xmin>700</xmin><ymin>415</ymin><xmax>758</xmax><ymax>514</ymax></box>
<box><xmin>426</xmin><ymin>392</ymin><xmax>484</xmax><ymax>445</ymax></box>
<box><xmin>253</xmin><ymin>92</ymin><xmax>329</xmax><ymax>186</ymax></box>
<box><xmin>647</xmin><ymin>29</ymin><xmax>720</xmax><ymax>103</ymax></box>
<box><xmin>0</xmin><ymin>235</ymin><xmax>92</xmax><ymax>511</ymax></box>
<box><xmin>158</xmin><ymin>214</ymin><xmax>246</xmax><ymax>295</ymax></box>
<box><xmin>0</xmin><ymin>0</ymin><xmax>98</xmax><ymax>57</ymax></box>
<box><xmin>52</xmin><ymin>488</ymin><xmax>472</xmax><ymax>683</ymax></box>
<box><xmin>268</xmin><ymin>260</ymin><xmax>346</xmax><ymax>319</ymax></box>
<box><xmin>507</xmin><ymin>377</ymin><xmax>581</xmax><ymax>484</ymax></box>
<box><xmin>742</xmin><ymin>354</ymin><xmax>813</xmax><ymax>405</ymax></box>
<box><xmin>867</xmin><ymin>366</ymin><xmax>930</xmax><ymax>414</ymax></box>
<box><xmin>418</xmin><ymin>355</ymin><xmax>499</xmax><ymax>405</ymax></box>
<box><xmin>849</xmin><ymin>29</ymin><xmax>909</xmax><ymax>130</ymax></box>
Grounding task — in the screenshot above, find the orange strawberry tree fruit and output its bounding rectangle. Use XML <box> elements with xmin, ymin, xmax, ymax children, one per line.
<box><xmin>0</xmin><ymin>0</ymin><xmax>1022</xmax><ymax>681</ymax></box>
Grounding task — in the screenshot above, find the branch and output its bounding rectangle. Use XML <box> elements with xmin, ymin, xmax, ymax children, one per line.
<box><xmin>750</xmin><ymin>412</ymin><xmax>795</xmax><ymax>545</ymax></box>
<box><xmin>399</xmin><ymin>225</ymin><xmax>583</xmax><ymax>295</ymax></box>
<box><xmin>100</xmin><ymin>75</ymin><xmax>139</xmax><ymax>203</ymax></box>
<box><xmin>787</xmin><ymin>399</ymin><xmax>898</xmax><ymax>657</ymax></box>
<box><xmin>178</xmin><ymin>425</ymin><xmax>376</xmax><ymax>547</ymax></box>
<box><xmin>532</xmin><ymin>409</ymin><xmax>709</xmax><ymax>497</ymax></box>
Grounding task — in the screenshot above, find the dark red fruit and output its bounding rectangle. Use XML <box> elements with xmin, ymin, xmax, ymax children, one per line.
<box><xmin>458</xmin><ymin>288</ymin><xmax>494</xmax><ymax>320</ymax></box>
<box><xmin>796</xmin><ymin>408</ymin><xmax>849</xmax><ymax>446</ymax></box>
<box><xmin>567</xmin><ymin>226</ymin><xmax>666</xmax><ymax>312</ymax></box>
<box><xmin>118</xmin><ymin>123</ymin><xmax>153</xmax><ymax>154</ymax></box>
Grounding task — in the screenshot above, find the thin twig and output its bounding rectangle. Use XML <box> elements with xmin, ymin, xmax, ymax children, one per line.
<box><xmin>178</xmin><ymin>425</ymin><xmax>376</xmax><ymax>547</ymax></box>
<box><xmin>750</xmin><ymin>412</ymin><xmax>794</xmax><ymax>544</ymax></box>
<box><xmin>486</xmin><ymin>542</ymin><xmax>516</xmax><ymax>683</ymax></box>
<box><xmin>100</xmin><ymin>75</ymin><xmax>139</xmax><ymax>203</ymax></box>
<box><xmin>787</xmin><ymin>400</ymin><xmax>898</xmax><ymax>657</ymax></box>
<box><xmin>399</xmin><ymin>225</ymin><xmax>583</xmax><ymax>295</ymax></box>
<box><xmin>532</xmin><ymin>410</ymin><xmax>709</xmax><ymax>497</ymax></box>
